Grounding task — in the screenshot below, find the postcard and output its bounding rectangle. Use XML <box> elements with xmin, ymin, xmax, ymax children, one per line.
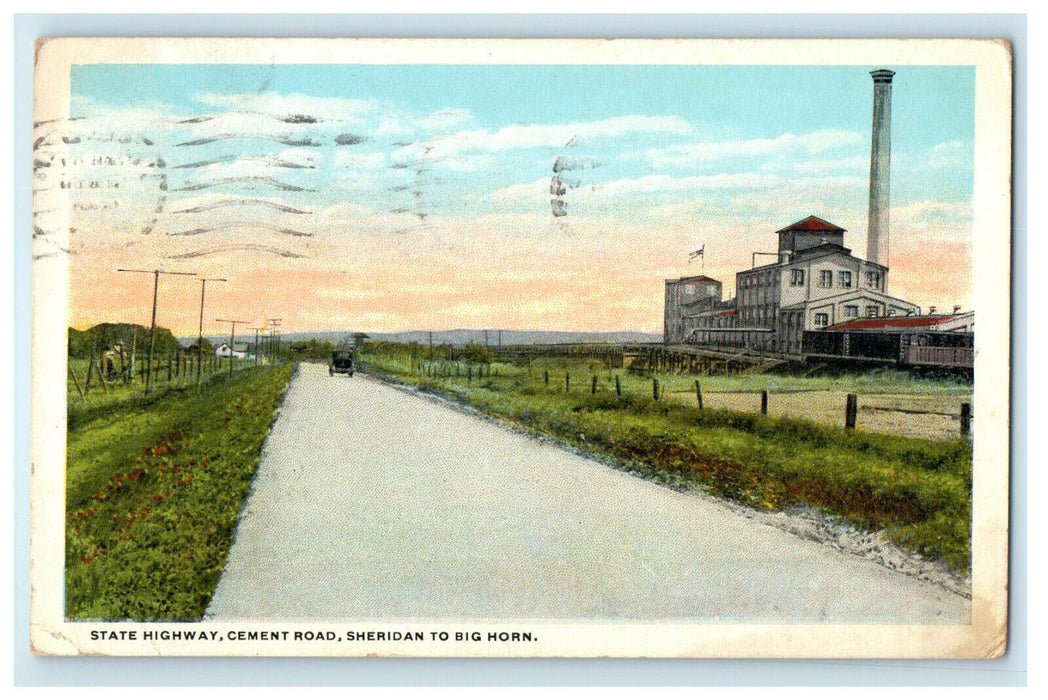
<box><xmin>30</xmin><ymin>37</ymin><xmax>1011</xmax><ymax>657</ymax></box>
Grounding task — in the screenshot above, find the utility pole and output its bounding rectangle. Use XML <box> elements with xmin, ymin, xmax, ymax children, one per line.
<box><xmin>196</xmin><ymin>277</ymin><xmax>226</xmax><ymax>386</ymax></box>
<box><xmin>251</xmin><ymin>327</ymin><xmax>264</xmax><ymax>365</ymax></box>
<box><xmin>216</xmin><ymin>318</ymin><xmax>250</xmax><ymax>378</ymax></box>
<box><xmin>117</xmin><ymin>268</ymin><xmax>196</xmax><ymax>393</ymax></box>
<box><xmin>268</xmin><ymin>318</ymin><xmax>282</xmax><ymax>363</ymax></box>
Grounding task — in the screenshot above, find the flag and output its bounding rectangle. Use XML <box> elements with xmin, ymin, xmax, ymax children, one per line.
<box><xmin>688</xmin><ymin>245</ymin><xmax>705</xmax><ymax>262</ymax></box>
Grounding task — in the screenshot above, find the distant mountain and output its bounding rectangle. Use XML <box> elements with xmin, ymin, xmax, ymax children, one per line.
<box><xmin>188</xmin><ymin>329</ymin><xmax>662</xmax><ymax>347</ymax></box>
<box><xmin>361</xmin><ymin>329</ymin><xmax>663</xmax><ymax>347</ymax></box>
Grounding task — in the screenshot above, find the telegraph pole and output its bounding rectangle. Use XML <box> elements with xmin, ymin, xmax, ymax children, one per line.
<box><xmin>251</xmin><ymin>327</ymin><xmax>263</xmax><ymax>365</ymax></box>
<box><xmin>196</xmin><ymin>277</ymin><xmax>226</xmax><ymax>386</ymax></box>
<box><xmin>216</xmin><ymin>318</ymin><xmax>250</xmax><ymax>378</ymax></box>
<box><xmin>117</xmin><ymin>268</ymin><xmax>196</xmax><ymax>393</ymax></box>
<box><xmin>267</xmin><ymin>318</ymin><xmax>282</xmax><ymax>363</ymax></box>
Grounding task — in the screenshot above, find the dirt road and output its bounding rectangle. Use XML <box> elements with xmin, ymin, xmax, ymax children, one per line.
<box><xmin>206</xmin><ymin>363</ymin><xmax>969</xmax><ymax>622</ymax></box>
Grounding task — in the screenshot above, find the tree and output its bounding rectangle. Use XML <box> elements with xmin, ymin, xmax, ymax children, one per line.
<box><xmin>67</xmin><ymin>323</ymin><xmax>181</xmax><ymax>359</ymax></box>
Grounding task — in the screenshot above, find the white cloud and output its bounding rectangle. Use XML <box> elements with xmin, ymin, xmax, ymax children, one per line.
<box><xmin>892</xmin><ymin>200</ymin><xmax>971</xmax><ymax>227</ymax></box>
<box><xmin>396</xmin><ymin>115</ymin><xmax>692</xmax><ymax>162</ymax></box>
<box><xmin>334</xmin><ymin>150</ymin><xmax>387</xmax><ymax>169</ymax></box>
<box><xmin>924</xmin><ymin>140</ymin><xmax>972</xmax><ymax>170</ymax></box>
<box><xmin>277</xmin><ymin>149</ymin><xmax>322</xmax><ymax>167</ymax></box>
<box><xmin>764</xmin><ymin>155</ymin><xmax>870</xmax><ymax>176</ymax></box>
<box><xmin>194</xmin><ymin>92</ymin><xmax>376</xmax><ymax>123</ymax></box>
<box><xmin>419</xmin><ymin>108</ymin><xmax>473</xmax><ymax>132</ymax></box>
<box><xmin>641</xmin><ymin>129</ymin><xmax>864</xmax><ymax>169</ymax></box>
<box><xmin>491</xmin><ymin>178</ymin><xmax>549</xmax><ymax>202</ymax></box>
<box><xmin>493</xmin><ymin>172</ymin><xmax>858</xmax><ymax>202</ymax></box>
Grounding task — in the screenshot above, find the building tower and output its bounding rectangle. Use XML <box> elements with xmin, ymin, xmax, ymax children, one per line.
<box><xmin>866</xmin><ymin>69</ymin><xmax>895</xmax><ymax>272</ymax></box>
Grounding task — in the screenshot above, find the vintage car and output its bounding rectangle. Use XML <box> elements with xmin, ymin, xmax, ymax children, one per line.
<box><xmin>329</xmin><ymin>350</ymin><xmax>355</xmax><ymax>377</ymax></box>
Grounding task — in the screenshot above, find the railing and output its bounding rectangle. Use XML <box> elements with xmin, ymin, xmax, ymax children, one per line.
<box><xmin>905</xmin><ymin>345</ymin><xmax>974</xmax><ymax>368</ymax></box>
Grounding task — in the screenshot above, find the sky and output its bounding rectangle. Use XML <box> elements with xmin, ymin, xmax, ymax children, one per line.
<box><xmin>51</xmin><ymin>63</ymin><xmax>975</xmax><ymax>336</ymax></box>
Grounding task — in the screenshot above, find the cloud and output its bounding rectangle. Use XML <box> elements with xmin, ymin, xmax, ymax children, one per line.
<box><xmin>418</xmin><ymin>108</ymin><xmax>473</xmax><ymax>132</ymax></box>
<box><xmin>194</xmin><ymin>92</ymin><xmax>376</xmax><ymax>123</ymax></box>
<box><xmin>492</xmin><ymin>172</ymin><xmax>864</xmax><ymax>203</ymax></box>
<box><xmin>765</xmin><ymin>155</ymin><xmax>870</xmax><ymax>176</ymax></box>
<box><xmin>924</xmin><ymin>140</ymin><xmax>973</xmax><ymax>170</ymax></box>
<box><xmin>640</xmin><ymin>129</ymin><xmax>864</xmax><ymax>169</ymax></box>
<box><xmin>333</xmin><ymin>150</ymin><xmax>387</xmax><ymax>169</ymax></box>
<box><xmin>396</xmin><ymin>115</ymin><xmax>692</xmax><ymax>162</ymax></box>
<box><xmin>892</xmin><ymin>200</ymin><xmax>971</xmax><ymax>226</ymax></box>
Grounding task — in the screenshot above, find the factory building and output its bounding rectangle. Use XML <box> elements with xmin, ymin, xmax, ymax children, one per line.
<box><xmin>737</xmin><ymin>214</ymin><xmax>919</xmax><ymax>354</ymax></box>
<box><xmin>662</xmin><ymin>68</ymin><xmax>969</xmax><ymax>362</ymax></box>
<box><xmin>663</xmin><ymin>274</ymin><xmax>731</xmax><ymax>345</ymax></box>
<box><xmin>669</xmin><ymin>214</ymin><xmax>920</xmax><ymax>354</ymax></box>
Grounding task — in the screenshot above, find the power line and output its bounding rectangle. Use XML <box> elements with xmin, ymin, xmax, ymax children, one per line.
<box><xmin>196</xmin><ymin>278</ymin><xmax>226</xmax><ymax>386</ymax></box>
<box><xmin>215</xmin><ymin>317</ymin><xmax>250</xmax><ymax>378</ymax></box>
<box><xmin>116</xmin><ymin>268</ymin><xmax>196</xmax><ymax>392</ymax></box>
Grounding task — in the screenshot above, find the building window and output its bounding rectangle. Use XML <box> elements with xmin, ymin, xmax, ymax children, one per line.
<box><xmin>866</xmin><ymin>271</ymin><xmax>881</xmax><ymax>289</ymax></box>
<box><xmin>814</xmin><ymin>313</ymin><xmax>829</xmax><ymax>327</ymax></box>
<box><xmin>838</xmin><ymin>271</ymin><xmax>853</xmax><ymax>288</ymax></box>
<box><xmin>844</xmin><ymin>305</ymin><xmax>859</xmax><ymax>317</ymax></box>
<box><xmin>866</xmin><ymin>306</ymin><xmax>880</xmax><ymax>318</ymax></box>
<box><xmin>818</xmin><ymin>270</ymin><xmax>833</xmax><ymax>288</ymax></box>
<box><xmin>791</xmin><ymin>269</ymin><xmax>805</xmax><ymax>286</ymax></box>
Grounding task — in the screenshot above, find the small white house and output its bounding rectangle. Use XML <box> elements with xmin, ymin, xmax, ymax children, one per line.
<box><xmin>214</xmin><ymin>343</ymin><xmax>248</xmax><ymax>359</ymax></box>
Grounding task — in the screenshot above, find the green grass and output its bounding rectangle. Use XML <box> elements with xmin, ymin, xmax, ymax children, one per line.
<box><xmin>67</xmin><ymin>355</ymin><xmax>252</xmax><ymax>418</ymax></box>
<box><xmin>361</xmin><ymin>347</ymin><xmax>973</xmax><ymax>574</ymax></box>
<box><xmin>65</xmin><ymin>363</ymin><xmax>294</xmax><ymax>620</ymax></box>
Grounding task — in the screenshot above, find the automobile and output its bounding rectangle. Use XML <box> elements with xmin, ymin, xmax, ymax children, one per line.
<box><xmin>329</xmin><ymin>350</ymin><xmax>355</xmax><ymax>377</ymax></box>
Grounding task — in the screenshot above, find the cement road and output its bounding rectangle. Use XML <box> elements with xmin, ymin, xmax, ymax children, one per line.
<box><xmin>206</xmin><ymin>363</ymin><xmax>969</xmax><ymax>622</ymax></box>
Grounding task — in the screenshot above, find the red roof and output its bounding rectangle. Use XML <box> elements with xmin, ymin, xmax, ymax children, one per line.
<box><xmin>826</xmin><ymin>315</ymin><xmax>960</xmax><ymax>331</ymax></box>
<box><xmin>776</xmin><ymin>215</ymin><xmax>846</xmax><ymax>234</ymax></box>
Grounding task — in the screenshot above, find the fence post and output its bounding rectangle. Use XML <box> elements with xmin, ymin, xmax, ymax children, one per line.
<box><xmin>960</xmin><ymin>402</ymin><xmax>972</xmax><ymax>438</ymax></box>
<box><xmin>845</xmin><ymin>393</ymin><xmax>858</xmax><ymax>430</ymax></box>
<box><xmin>591</xmin><ymin>375</ymin><xmax>597</xmax><ymax>394</ymax></box>
<box><xmin>615</xmin><ymin>375</ymin><xmax>621</xmax><ymax>396</ymax></box>
<box><xmin>695</xmin><ymin>380</ymin><xmax>703</xmax><ymax>409</ymax></box>
<box><xmin>565</xmin><ymin>373</ymin><xmax>570</xmax><ymax>393</ymax></box>
<box><xmin>94</xmin><ymin>358</ymin><xmax>109</xmax><ymax>394</ymax></box>
<box><xmin>652</xmin><ymin>377</ymin><xmax>660</xmax><ymax>401</ymax></box>
<box><xmin>85</xmin><ymin>348</ymin><xmax>95</xmax><ymax>394</ymax></box>
<box><xmin>544</xmin><ymin>369</ymin><xmax>549</xmax><ymax>386</ymax></box>
<box><xmin>468</xmin><ymin>365</ymin><xmax>472</xmax><ymax>383</ymax></box>
<box><xmin>761</xmin><ymin>390</ymin><xmax>768</xmax><ymax>415</ymax></box>
<box><xmin>68</xmin><ymin>365</ymin><xmax>86</xmax><ymax>400</ymax></box>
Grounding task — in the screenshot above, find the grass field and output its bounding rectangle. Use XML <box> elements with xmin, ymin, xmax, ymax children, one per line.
<box><xmin>360</xmin><ymin>345</ymin><xmax>973</xmax><ymax>574</ymax></box>
<box><xmin>67</xmin><ymin>355</ymin><xmax>256</xmax><ymax>416</ymax></box>
<box><xmin>65</xmin><ymin>363</ymin><xmax>294</xmax><ymax>620</ymax></box>
<box><xmin>513</xmin><ymin>356</ymin><xmax>973</xmax><ymax>440</ymax></box>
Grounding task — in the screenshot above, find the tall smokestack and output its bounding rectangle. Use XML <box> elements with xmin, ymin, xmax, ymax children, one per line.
<box><xmin>867</xmin><ymin>69</ymin><xmax>895</xmax><ymax>269</ymax></box>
